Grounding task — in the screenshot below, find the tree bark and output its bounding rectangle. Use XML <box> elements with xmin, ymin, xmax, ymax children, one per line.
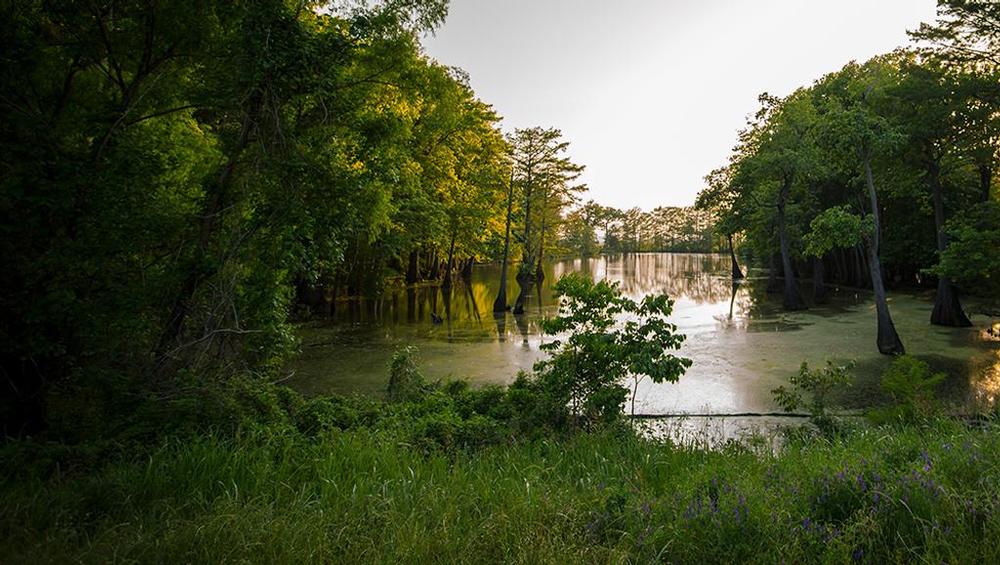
<box><xmin>928</xmin><ymin>161</ymin><xmax>972</xmax><ymax>327</ymax></box>
<box><xmin>441</xmin><ymin>232</ymin><xmax>457</xmax><ymax>288</ymax></box>
<box><xmin>521</xmin><ymin>169</ymin><xmax>535</xmax><ymax>270</ymax></box>
<box><xmin>428</xmin><ymin>248</ymin><xmax>440</xmax><ymax>280</ymax></box>
<box><xmin>727</xmin><ymin>233</ymin><xmax>744</xmax><ymax>280</ymax></box>
<box><xmin>535</xmin><ymin>205</ymin><xmax>547</xmax><ymax>282</ymax></box>
<box><xmin>777</xmin><ymin>175</ymin><xmax>806</xmax><ymax>310</ymax></box>
<box><xmin>405</xmin><ymin>250</ymin><xmax>420</xmax><ymax>285</ymax></box>
<box><xmin>863</xmin><ymin>149</ymin><xmax>905</xmax><ymax>355</ymax></box>
<box><xmin>155</xmin><ymin>102</ymin><xmax>256</xmax><ymax>360</ymax></box>
<box><xmin>494</xmin><ymin>170</ymin><xmax>514</xmax><ymax>313</ymax></box>
<box><xmin>512</xmin><ymin>281</ymin><xmax>532</xmax><ymax>315</ymax></box>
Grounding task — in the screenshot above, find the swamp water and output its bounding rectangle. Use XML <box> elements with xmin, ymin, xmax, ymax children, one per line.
<box><xmin>289</xmin><ymin>253</ymin><xmax>999</xmax><ymax>417</ymax></box>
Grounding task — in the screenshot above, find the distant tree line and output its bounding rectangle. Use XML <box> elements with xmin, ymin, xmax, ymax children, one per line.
<box><xmin>557</xmin><ymin>202</ymin><xmax>716</xmax><ymax>256</ymax></box>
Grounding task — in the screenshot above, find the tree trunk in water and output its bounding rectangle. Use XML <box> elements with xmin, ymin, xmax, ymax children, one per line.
<box><xmin>494</xmin><ymin>170</ymin><xmax>514</xmax><ymax>313</ymax></box>
<box><xmin>535</xmin><ymin>183</ymin><xmax>548</xmax><ymax>282</ymax></box>
<box><xmin>866</xmin><ymin>240</ymin><xmax>905</xmax><ymax>354</ymax></box>
<box><xmin>728</xmin><ymin>282</ymin><xmax>738</xmax><ymax>319</ymax></box>
<box><xmin>513</xmin><ymin>281</ymin><xmax>532</xmax><ymax>315</ymax></box>
<box><xmin>405</xmin><ymin>250</ymin><xmax>420</xmax><ymax>285</ymax></box>
<box><xmin>727</xmin><ymin>233</ymin><xmax>744</xmax><ymax>280</ymax></box>
<box><xmin>928</xmin><ymin>162</ymin><xmax>972</xmax><ymax>327</ymax></box>
<box><xmin>461</xmin><ymin>257</ymin><xmax>474</xmax><ymax>280</ymax></box>
<box><xmin>521</xmin><ymin>170</ymin><xmax>534</xmax><ymax>269</ymax></box>
<box><xmin>863</xmin><ymin>150</ymin><xmax>905</xmax><ymax>355</ymax></box>
<box><xmin>812</xmin><ymin>256</ymin><xmax>828</xmax><ymax>304</ymax></box>
<box><xmin>535</xmin><ymin>216</ymin><xmax>546</xmax><ymax>282</ymax></box>
<box><xmin>428</xmin><ymin>248</ymin><xmax>440</xmax><ymax>280</ymax></box>
<box><xmin>441</xmin><ymin>233</ymin><xmax>456</xmax><ymax>288</ymax></box>
<box><xmin>777</xmin><ymin>176</ymin><xmax>806</xmax><ymax>310</ymax></box>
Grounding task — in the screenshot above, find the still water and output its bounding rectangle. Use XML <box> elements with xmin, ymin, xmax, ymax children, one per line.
<box><xmin>289</xmin><ymin>253</ymin><xmax>1000</xmax><ymax>415</ymax></box>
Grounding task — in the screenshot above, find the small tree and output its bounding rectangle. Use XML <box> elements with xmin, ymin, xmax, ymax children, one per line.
<box><xmin>534</xmin><ymin>274</ymin><xmax>691</xmax><ymax>425</ymax></box>
<box><xmin>772</xmin><ymin>361</ymin><xmax>854</xmax><ymax>433</ymax></box>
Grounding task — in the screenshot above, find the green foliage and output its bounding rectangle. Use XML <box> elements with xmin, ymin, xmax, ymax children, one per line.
<box><xmin>385</xmin><ymin>346</ymin><xmax>427</xmax><ymax>403</ymax></box>
<box><xmin>772</xmin><ymin>361</ymin><xmax>854</xmax><ymax>432</ymax></box>
<box><xmin>936</xmin><ymin>201</ymin><xmax>1000</xmax><ymax>297</ymax></box>
<box><xmin>5</xmin><ymin>419</ymin><xmax>1000</xmax><ymax>563</ymax></box>
<box><xmin>803</xmin><ymin>206</ymin><xmax>871</xmax><ymax>257</ymax></box>
<box><xmin>535</xmin><ymin>274</ymin><xmax>691</xmax><ymax>423</ymax></box>
<box><xmin>0</xmin><ymin>0</ymin><xmax>521</xmax><ymax>433</ymax></box>
<box><xmin>868</xmin><ymin>355</ymin><xmax>947</xmax><ymax>425</ymax></box>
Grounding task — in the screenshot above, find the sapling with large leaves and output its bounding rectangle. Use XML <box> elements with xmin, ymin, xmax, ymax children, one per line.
<box><xmin>534</xmin><ymin>274</ymin><xmax>691</xmax><ymax>424</ymax></box>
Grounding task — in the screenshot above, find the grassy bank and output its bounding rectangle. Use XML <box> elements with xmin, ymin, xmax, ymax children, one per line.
<box><xmin>2</xmin><ymin>418</ymin><xmax>999</xmax><ymax>564</ymax></box>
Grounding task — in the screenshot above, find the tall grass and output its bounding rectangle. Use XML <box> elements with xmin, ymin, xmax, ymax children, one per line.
<box><xmin>2</xmin><ymin>420</ymin><xmax>999</xmax><ymax>563</ymax></box>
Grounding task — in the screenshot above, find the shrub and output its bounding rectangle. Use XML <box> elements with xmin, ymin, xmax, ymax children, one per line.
<box><xmin>772</xmin><ymin>361</ymin><xmax>854</xmax><ymax>433</ymax></box>
<box><xmin>868</xmin><ymin>355</ymin><xmax>946</xmax><ymax>425</ymax></box>
<box><xmin>533</xmin><ymin>274</ymin><xmax>690</xmax><ymax>428</ymax></box>
<box><xmin>386</xmin><ymin>346</ymin><xmax>427</xmax><ymax>403</ymax></box>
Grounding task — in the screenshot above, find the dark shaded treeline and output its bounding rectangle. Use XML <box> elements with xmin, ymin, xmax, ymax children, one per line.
<box><xmin>0</xmin><ymin>0</ymin><xmax>605</xmax><ymax>435</ymax></box>
<box><xmin>0</xmin><ymin>0</ymin><xmax>541</xmax><ymax>435</ymax></box>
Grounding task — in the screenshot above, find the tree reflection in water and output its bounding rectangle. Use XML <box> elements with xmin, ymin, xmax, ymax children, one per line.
<box><xmin>291</xmin><ymin>253</ymin><xmax>999</xmax><ymax>415</ymax></box>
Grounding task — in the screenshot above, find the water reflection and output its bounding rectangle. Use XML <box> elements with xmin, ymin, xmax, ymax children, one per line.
<box><xmin>290</xmin><ymin>253</ymin><xmax>999</xmax><ymax>415</ymax></box>
<box><xmin>317</xmin><ymin>254</ymin><xmax>752</xmax><ymax>329</ymax></box>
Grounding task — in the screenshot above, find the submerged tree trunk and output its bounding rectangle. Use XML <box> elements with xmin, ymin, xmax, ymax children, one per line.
<box><xmin>536</xmin><ymin>209</ymin><xmax>547</xmax><ymax>282</ymax></box>
<box><xmin>494</xmin><ymin>170</ymin><xmax>515</xmax><ymax>313</ymax></box>
<box><xmin>428</xmin><ymin>248</ymin><xmax>440</xmax><ymax>280</ymax></box>
<box><xmin>728</xmin><ymin>282</ymin><xmax>738</xmax><ymax>319</ymax></box>
<box><xmin>461</xmin><ymin>257</ymin><xmax>474</xmax><ymax>280</ymax></box>
<box><xmin>441</xmin><ymin>232</ymin><xmax>456</xmax><ymax>288</ymax></box>
<box><xmin>405</xmin><ymin>250</ymin><xmax>420</xmax><ymax>285</ymax></box>
<box><xmin>928</xmin><ymin>162</ymin><xmax>972</xmax><ymax>327</ymax></box>
<box><xmin>777</xmin><ymin>176</ymin><xmax>806</xmax><ymax>310</ymax></box>
<box><xmin>512</xmin><ymin>281</ymin><xmax>532</xmax><ymax>315</ymax></box>
<box><xmin>521</xmin><ymin>170</ymin><xmax>535</xmax><ymax>273</ymax></box>
<box><xmin>727</xmin><ymin>233</ymin><xmax>744</xmax><ymax>280</ymax></box>
<box><xmin>863</xmin><ymin>150</ymin><xmax>905</xmax><ymax>355</ymax></box>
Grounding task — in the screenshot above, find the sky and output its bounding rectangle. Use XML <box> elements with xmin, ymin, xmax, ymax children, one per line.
<box><xmin>421</xmin><ymin>0</ymin><xmax>939</xmax><ymax>210</ymax></box>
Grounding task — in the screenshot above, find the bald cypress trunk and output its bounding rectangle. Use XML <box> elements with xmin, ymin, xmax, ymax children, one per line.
<box><xmin>536</xmin><ymin>206</ymin><xmax>547</xmax><ymax>282</ymax></box>
<box><xmin>777</xmin><ymin>175</ymin><xmax>806</xmax><ymax>310</ymax></box>
<box><xmin>494</xmin><ymin>170</ymin><xmax>515</xmax><ymax>313</ymax></box>
<box><xmin>513</xmin><ymin>282</ymin><xmax>532</xmax><ymax>315</ymax></box>
<box><xmin>928</xmin><ymin>162</ymin><xmax>972</xmax><ymax>327</ymax></box>
<box><xmin>863</xmin><ymin>149</ymin><xmax>904</xmax><ymax>355</ymax></box>
<box><xmin>428</xmin><ymin>248</ymin><xmax>440</xmax><ymax>280</ymax></box>
<box><xmin>441</xmin><ymin>232</ymin><xmax>456</xmax><ymax>289</ymax></box>
<box><xmin>405</xmin><ymin>250</ymin><xmax>420</xmax><ymax>285</ymax></box>
<box><xmin>727</xmin><ymin>233</ymin><xmax>744</xmax><ymax>280</ymax></box>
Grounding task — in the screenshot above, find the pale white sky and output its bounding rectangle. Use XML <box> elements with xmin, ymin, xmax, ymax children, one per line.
<box><xmin>422</xmin><ymin>0</ymin><xmax>938</xmax><ymax>209</ymax></box>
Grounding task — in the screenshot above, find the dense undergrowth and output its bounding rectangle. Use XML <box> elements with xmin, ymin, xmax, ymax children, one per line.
<box><xmin>3</xmin><ymin>349</ymin><xmax>1000</xmax><ymax>563</ymax></box>
<box><xmin>2</xmin><ymin>406</ymin><xmax>999</xmax><ymax>563</ymax></box>
<box><xmin>3</xmin><ymin>279</ymin><xmax>997</xmax><ymax>563</ymax></box>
